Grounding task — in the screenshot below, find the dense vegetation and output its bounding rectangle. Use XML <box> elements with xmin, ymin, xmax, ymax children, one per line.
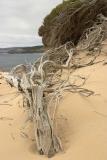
<box><xmin>43</xmin><ymin>0</ymin><xmax>81</xmax><ymax>25</ymax></box>
<box><xmin>38</xmin><ymin>0</ymin><xmax>107</xmax><ymax>48</ymax></box>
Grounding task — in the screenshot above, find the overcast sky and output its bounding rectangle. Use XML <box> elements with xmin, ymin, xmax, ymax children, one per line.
<box><xmin>0</xmin><ymin>0</ymin><xmax>62</xmax><ymax>48</ymax></box>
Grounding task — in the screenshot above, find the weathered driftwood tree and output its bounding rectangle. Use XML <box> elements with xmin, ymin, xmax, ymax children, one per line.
<box><xmin>4</xmin><ymin>15</ymin><xmax>107</xmax><ymax>157</ymax></box>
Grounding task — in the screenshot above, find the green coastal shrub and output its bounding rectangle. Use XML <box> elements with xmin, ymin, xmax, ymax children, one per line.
<box><xmin>39</xmin><ymin>0</ymin><xmax>107</xmax><ymax>48</ymax></box>
<box><xmin>44</xmin><ymin>0</ymin><xmax>81</xmax><ymax>25</ymax></box>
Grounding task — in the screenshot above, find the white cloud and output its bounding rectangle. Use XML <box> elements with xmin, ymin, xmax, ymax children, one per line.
<box><xmin>0</xmin><ymin>0</ymin><xmax>62</xmax><ymax>47</ymax></box>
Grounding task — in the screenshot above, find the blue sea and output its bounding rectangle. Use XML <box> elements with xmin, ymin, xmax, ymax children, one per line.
<box><xmin>0</xmin><ymin>53</ymin><xmax>42</xmax><ymax>71</ymax></box>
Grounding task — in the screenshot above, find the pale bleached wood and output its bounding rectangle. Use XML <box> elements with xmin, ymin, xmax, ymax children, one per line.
<box><xmin>4</xmin><ymin>40</ymin><xmax>98</xmax><ymax>157</ymax></box>
<box><xmin>32</xmin><ymin>85</ymin><xmax>61</xmax><ymax>157</ymax></box>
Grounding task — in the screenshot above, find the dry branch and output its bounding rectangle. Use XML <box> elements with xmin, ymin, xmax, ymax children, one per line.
<box><xmin>4</xmin><ymin>15</ymin><xmax>107</xmax><ymax>157</ymax></box>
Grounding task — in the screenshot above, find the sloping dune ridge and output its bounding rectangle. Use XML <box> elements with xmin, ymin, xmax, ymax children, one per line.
<box><xmin>0</xmin><ymin>47</ymin><xmax>107</xmax><ymax>160</ymax></box>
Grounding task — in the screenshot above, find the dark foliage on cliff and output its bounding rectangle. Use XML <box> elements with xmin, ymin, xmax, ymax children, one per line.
<box><xmin>38</xmin><ymin>0</ymin><xmax>107</xmax><ymax>48</ymax></box>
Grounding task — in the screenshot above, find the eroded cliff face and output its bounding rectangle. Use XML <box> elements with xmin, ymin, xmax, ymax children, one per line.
<box><xmin>38</xmin><ymin>0</ymin><xmax>107</xmax><ymax>48</ymax></box>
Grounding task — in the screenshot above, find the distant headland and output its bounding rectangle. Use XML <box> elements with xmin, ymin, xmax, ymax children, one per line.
<box><xmin>0</xmin><ymin>45</ymin><xmax>44</xmax><ymax>54</ymax></box>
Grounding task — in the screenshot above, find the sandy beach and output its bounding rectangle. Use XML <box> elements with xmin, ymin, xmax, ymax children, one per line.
<box><xmin>0</xmin><ymin>53</ymin><xmax>107</xmax><ymax>160</ymax></box>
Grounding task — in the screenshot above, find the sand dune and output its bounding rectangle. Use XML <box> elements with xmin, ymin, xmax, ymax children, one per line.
<box><xmin>0</xmin><ymin>54</ymin><xmax>107</xmax><ymax>160</ymax></box>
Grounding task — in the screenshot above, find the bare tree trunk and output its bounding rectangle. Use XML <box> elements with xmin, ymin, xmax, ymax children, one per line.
<box><xmin>32</xmin><ymin>86</ymin><xmax>61</xmax><ymax>157</ymax></box>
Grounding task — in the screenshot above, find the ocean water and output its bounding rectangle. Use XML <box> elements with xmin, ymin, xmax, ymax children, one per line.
<box><xmin>0</xmin><ymin>53</ymin><xmax>42</xmax><ymax>71</ymax></box>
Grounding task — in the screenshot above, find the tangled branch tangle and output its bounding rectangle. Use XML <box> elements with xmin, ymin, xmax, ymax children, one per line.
<box><xmin>4</xmin><ymin>15</ymin><xmax>107</xmax><ymax>157</ymax></box>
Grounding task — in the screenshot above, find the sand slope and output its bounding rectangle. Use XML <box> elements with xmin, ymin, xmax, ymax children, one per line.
<box><xmin>0</xmin><ymin>55</ymin><xmax>107</xmax><ymax>160</ymax></box>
